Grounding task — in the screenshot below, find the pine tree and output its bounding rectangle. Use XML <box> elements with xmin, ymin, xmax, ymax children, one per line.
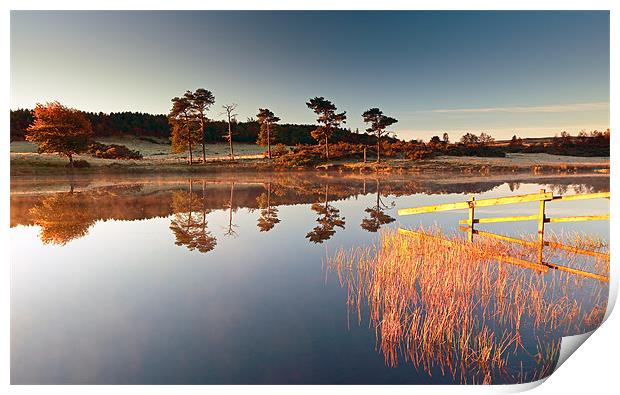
<box><xmin>256</xmin><ymin>108</ymin><xmax>280</xmax><ymax>159</ymax></box>
<box><xmin>306</xmin><ymin>97</ymin><xmax>347</xmax><ymax>159</ymax></box>
<box><xmin>361</xmin><ymin>108</ymin><xmax>398</xmax><ymax>163</ymax></box>
<box><xmin>188</xmin><ymin>89</ymin><xmax>215</xmax><ymax>163</ymax></box>
<box><xmin>169</xmin><ymin>96</ymin><xmax>202</xmax><ymax>165</ymax></box>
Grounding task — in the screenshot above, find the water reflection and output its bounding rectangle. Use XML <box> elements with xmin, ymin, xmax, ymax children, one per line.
<box><xmin>306</xmin><ymin>184</ymin><xmax>346</xmax><ymax>243</ymax></box>
<box><xmin>10</xmin><ymin>173</ymin><xmax>610</xmax><ymax>249</ymax></box>
<box><xmin>169</xmin><ymin>181</ymin><xmax>217</xmax><ymax>253</ymax></box>
<box><xmin>328</xmin><ymin>228</ymin><xmax>608</xmax><ymax>383</ymax></box>
<box><xmin>224</xmin><ymin>182</ymin><xmax>239</xmax><ymax>238</ymax></box>
<box><xmin>360</xmin><ymin>179</ymin><xmax>395</xmax><ymax>232</ymax></box>
<box><xmin>10</xmin><ymin>172</ymin><xmax>610</xmax><ymax>384</ymax></box>
<box><xmin>29</xmin><ymin>189</ymin><xmax>96</xmax><ymax>245</ymax></box>
<box><xmin>256</xmin><ymin>182</ymin><xmax>280</xmax><ymax>232</ymax></box>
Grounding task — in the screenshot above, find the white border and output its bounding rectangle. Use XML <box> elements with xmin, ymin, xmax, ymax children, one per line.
<box><xmin>2</xmin><ymin>2</ymin><xmax>617</xmax><ymax>394</ymax></box>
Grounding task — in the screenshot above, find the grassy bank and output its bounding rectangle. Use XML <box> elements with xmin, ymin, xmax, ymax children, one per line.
<box><xmin>10</xmin><ymin>137</ymin><xmax>610</xmax><ymax>176</ymax></box>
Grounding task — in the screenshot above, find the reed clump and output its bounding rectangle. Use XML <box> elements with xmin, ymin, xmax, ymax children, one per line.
<box><xmin>326</xmin><ymin>227</ymin><xmax>608</xmax><ymax>384</ymax></box>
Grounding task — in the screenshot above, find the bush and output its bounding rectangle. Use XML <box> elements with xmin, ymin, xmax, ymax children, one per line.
<box><xmin>271</xmin><ymin>144</ymin><xmax>290</xmax><ymax>158</ymax></box>
<box><xmin>407</xmin><ymin>148</ymin><xmax>435</xmax><ymax>161</ymax></box>
<box><xmin>274</xmin><ymin>146</ymin><xmax>322</xmax><ymax>167</ymax></box>
<box><xmin>328</xmin><ymin>142</ymin><xmax>365</xmax><ymax>159</ymax></box>
<box><xmin>88</xmin><ymin>142</ymin><xmax>143</xmax><ymax>159</ymax></box>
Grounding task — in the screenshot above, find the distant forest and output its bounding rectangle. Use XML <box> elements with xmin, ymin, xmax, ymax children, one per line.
<box><xmin>10</xmin><ymin>108</ymin><xmax>380</xmax><ymax>146</ymax></box>
<box><xmin>10</xmin><ymin>108</ymin><xmax>609</xmax><ymax>158</ymax></box>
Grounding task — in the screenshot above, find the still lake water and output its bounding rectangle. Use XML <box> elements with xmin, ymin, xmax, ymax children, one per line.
<box><xmin>10</xmin><ymin>172</ymin><xmax>609</xmax><ymax>384</ymax></box>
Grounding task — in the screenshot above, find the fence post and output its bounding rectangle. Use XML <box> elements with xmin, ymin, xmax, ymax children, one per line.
<box><xmin>467</xmin><ymin>197</ymin><xmax>475</xmax><ymax>242</ymax></box>
<box><xmin>363</xmin><ymin>147</ymin><xmax>367</xmax><ymax>163</ymax></box>
<box><xmin>537</xmin><ymin>189</ymin><xmax>546</xmax><ymax>264</ymax></box>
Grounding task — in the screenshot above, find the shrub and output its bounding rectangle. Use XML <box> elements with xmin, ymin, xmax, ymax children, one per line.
<box><xmin>407</xmin><ymin>148</ymin><xmax>435</xmax><ymax>161</ymax></box>
<box><xmin>88</xmin><ymin>142</ymin><xmax>143</xmax><ymax>159</ymax></box>
<box><xmin>274</xmin><ymin>146</ymin><xmax>322</xmax><ymax>167</ymax></box>
<box><xmin>271</xmin><ymin>144</ymin><xmax>290</xmax><ymax>158</ymax></box>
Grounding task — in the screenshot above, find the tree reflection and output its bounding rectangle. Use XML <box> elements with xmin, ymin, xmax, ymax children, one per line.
<box><xmin>360</xmin><ymin>179</ymin><xmax>395</xmax><ymax>233</ymax></box>
<box><xmin>224</xmin><ymin>182</ymin><xmax>239</xmax><ymax>237</ymax></box>
<box><xmin>29</xmin><ymin>188</ymin><xmax>96</xmax><ymax>245</ymax></box>
<box><xmin>169</xmin><ymin>180</ymin><xmax>217</xmax><ymax>253</ymax></box>
<box><xmin>257</xmin><ymin>182</ymin><xmax>280</xmax><ymax>232</ymax></box>
<box><xmin>306</xmin><ymin>184</ymin><xmax>345</xmax><ymax>243</ymax></box>
<box><xmin>13</xmin><ymin>175</ymin><xmax>609</xmax><ymax>247</ymax></box>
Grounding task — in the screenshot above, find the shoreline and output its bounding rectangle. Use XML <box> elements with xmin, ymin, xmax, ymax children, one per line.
<box><xmin>10</xmin><ymin>152</ymin><xmax>610</xmax><ymax>177</ymax></box>
<box><xmin>11</xmin><ymin>171</ymin><xmax>610</xmax><ymax>194</ymax></box>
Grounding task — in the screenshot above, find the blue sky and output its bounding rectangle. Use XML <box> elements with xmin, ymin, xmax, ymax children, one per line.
<box><xmin>11</xmin><ymin>11</ymin><xmax>609</xmax><ymax>140</ymax></box>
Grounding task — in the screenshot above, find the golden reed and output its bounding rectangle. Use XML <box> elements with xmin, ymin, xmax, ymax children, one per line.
<box><xmin>326</xmin><ymin>227</ymin><xmax>608</xmax><ymax>384</ymax></box>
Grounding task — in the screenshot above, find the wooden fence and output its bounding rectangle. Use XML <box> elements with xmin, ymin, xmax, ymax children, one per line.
<box><xmin>397</xmin><ymin>189</ymin><xmax>610</xmax><ymax>282</ymax></box>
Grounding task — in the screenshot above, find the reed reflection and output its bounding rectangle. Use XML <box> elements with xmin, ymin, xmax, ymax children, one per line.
<box><xmin>327</xmin><ymin>228</ymin><xmax>608</xmax><ymax>384</ymax></box>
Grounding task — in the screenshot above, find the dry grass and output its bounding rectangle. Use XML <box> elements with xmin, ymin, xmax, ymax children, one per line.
<box><xmin>10</xmin><ymin>138</ymin><xmax>274</xmax><ymax>176</ymax></box>
<box><xmin>326</xmin><ymin>227</ymin><xmax>608</xmax><ymax>384</ymax></box>
<box><xmin>11</xmin><ymin>140</ymin><xmax>609</xmax><ymax>177</ymax></box>
<box><xmin>11</xmin><ymin>137</ymin><xmax>267</xmax><ymax>161</ymax></box>
<box><xmin>431</xmin><ymin>153</ymin><xmax>609</xmax><ymax>166</ymax></box>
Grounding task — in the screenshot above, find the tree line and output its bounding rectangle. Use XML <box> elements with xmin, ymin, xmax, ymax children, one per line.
<box><xmin>166</xmin><ymin>89</ymin><xmax>400</xmax><ymax>164</ymax></box>
<box><xmin>13</xmin><ymin>89</ymin><xmax>611</xmax><ymax>167</ymax></box>
<box><xmin>10</xmin><ymin>106</ymin><xmax>372</xmax><ymax>146</ymax></box>
<box><xmin>11</xmin><ymin>109</ymin><xmax>169</xmax><ymax>141</ymax></box>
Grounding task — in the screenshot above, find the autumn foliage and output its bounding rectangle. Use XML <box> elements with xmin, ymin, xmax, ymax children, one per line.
<box><xmin>26</xmin><ymin>101</ymin><xmax>93</xmax><ymax>166</ymax></box>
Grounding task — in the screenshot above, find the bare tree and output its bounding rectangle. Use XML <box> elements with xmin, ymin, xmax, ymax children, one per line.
<box><xmin>221</xmin><ymin>103</ymin><xmax>238</xmax><ymax>159</ymax></box>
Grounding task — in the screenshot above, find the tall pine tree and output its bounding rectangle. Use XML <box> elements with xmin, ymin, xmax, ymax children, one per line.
<box><xmin>361</xmin><ymin>108</ymin><xmax>398</xmax><ymax>163</ymax></box>
<box><xmin>256</xmin><ymin>108</ymin><xmax>280</xmax><ymax>159</ymax></box>
<box><xmin>306</xmin><ymin>97</ymin><xmax>346</xmax><ymax>160</ymax></box>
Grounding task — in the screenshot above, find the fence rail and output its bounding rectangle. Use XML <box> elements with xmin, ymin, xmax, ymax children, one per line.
<box><xmin>457</xmin><ymin>214</ymin><xmax>610</xmax><ymax>225</ymax></box>
<box><xmin>398</xmin><ymin>189</ymin><xmax>610</xmax><ymax>282</ymax></box>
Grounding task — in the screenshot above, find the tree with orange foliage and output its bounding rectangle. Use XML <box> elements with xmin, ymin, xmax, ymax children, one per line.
<box><xmin>26</xmin><ymin>101</ymin><xmax>93</xmax><ymax>167</ymax></box>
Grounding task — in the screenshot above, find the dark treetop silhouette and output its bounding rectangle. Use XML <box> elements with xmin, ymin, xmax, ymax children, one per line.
<box><xmin>306</xmin><ymin>97</ymin><xmax>347</xmax><ymax>160</ymax></box>
<box><xmin>361</xmin><ymin>108</ymin><xmax>398</xmax><ymax>163</ymax></box>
